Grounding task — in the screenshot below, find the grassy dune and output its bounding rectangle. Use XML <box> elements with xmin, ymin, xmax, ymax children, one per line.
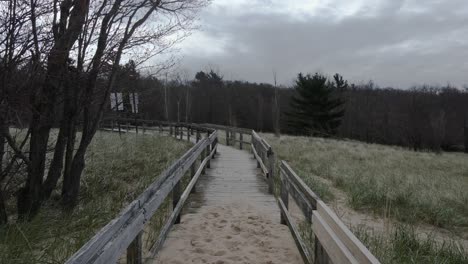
<box><xmin>262</xmin><ymin>133</ymin><xmax>468</xmax><ymax>263</ymax></box>
<box><xmin>0</xmin><ymin>132</ymin><xmax>191</xmax><ymax>264</ymax></box>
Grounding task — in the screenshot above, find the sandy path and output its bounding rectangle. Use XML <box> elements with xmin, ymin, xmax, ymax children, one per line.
<box><xmin>153</xmin><ymin>200</ymin><xmax>303</xmax><ymax>264</ymax></box>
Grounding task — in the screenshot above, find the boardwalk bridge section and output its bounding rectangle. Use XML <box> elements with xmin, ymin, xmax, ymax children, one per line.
<box><xmin>65</xmin><ymin>119</ymin><xmax>380</xmax><ymax>264</ymax></box>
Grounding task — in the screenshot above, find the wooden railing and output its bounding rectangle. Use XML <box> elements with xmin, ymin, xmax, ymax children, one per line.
<box><xmin>250</xmin><ymin>133</ymin><xmax>381</xmax><ymax>264</ymax></box>
<box><xmin>201</xmin><ymin>123</ymin><xmax>251</xmax><ymax>149</ymax></box>
<box><xmin>251</xmin><ymin>130</ymin><xmax>275</xmax><ymax>194</ymax></box>
<box><xmin>66</xmin><ymin>121</ymin><xmax>217</xmax><ymax>264</ymax></box>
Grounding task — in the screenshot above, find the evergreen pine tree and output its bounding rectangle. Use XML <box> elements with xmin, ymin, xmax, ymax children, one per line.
<box><xmin>287</xmin><ymin>73</ymin><xmax>346</xmax><ymax>136</ymax></box>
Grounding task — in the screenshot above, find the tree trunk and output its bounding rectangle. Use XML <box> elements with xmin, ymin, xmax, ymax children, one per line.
<box><xmin>42</xmin><ymin>119</ymin><xmax>68</xmax><ymax>199</ymax></box>
<box><xmin>18</xmin><ymin>116</ymin><xmax>51</xmax><ymax>218</ymax></box>
<box><xmin>0</xmin><ymin>189</ymin><xmax>7</xmax><ymax>225</ymax></box>
<box><xmin>0</xmin><ymin>133</ymin><xmax>6</xmax><ymax>225</ymax></box>
<box><xmin>62</xmin><ymin>145</ymin><xmax>86</xmax><ymax>207</ymax></box>
<box><xmin>18</xmin><ymin>0</ymin><xmax>89</xmax><ymax>218</ymax></box>
<box><xmin>42</xmin><ymin>71</ymin><xmax>79</xmax><ymax>199</ymax></box>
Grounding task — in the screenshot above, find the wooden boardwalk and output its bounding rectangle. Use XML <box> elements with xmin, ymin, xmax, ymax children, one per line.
<box><xmin>69</xmin><ymin>121</ymin><xmax>380</xmax><ymax>264</ymax></box>
<box><xmin>154</xmin><ymin>144</ymin><xmax>303</xmax><ymax>263</ymax></box>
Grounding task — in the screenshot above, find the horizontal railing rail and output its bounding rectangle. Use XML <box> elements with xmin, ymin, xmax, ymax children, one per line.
<box><xmin>66</xmin><ymin>121</ymin><xmax>218</xmax><ymax>264</ymax></box>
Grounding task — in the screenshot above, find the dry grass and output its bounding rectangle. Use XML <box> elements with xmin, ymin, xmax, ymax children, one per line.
<box><xmin>261</xmin><ymin>133</ymin><xmax>468</xmax><ymax>263</ymax></box>
<box><xmin>0</xmin><ymin>131</ymin><xmax>191</xmax><ymax>264</ymax></box>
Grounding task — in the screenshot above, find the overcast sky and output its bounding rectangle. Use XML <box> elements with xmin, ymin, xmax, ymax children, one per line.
<box><xmin>170</xmin><ymin>0</ymin><xmax>468</xmax><ymax>88</ymax></box>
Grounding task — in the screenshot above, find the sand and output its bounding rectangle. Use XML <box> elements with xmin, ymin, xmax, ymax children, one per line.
<box><xmin>153</xmin><ymin>200</ymin><xmax>304</xmax><ymax>264</ymax></box>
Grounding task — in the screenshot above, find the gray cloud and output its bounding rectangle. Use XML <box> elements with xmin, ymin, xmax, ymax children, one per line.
<box><xmin>167</xmin><ymin>0</ymin><xmax>468</xmax><ymax>88</ymax></box>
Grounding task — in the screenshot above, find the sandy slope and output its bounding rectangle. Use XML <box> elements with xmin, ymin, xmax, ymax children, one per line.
<box><xmin>153</xmin><ymin>201</ymin><xmax>303</xmax><ymax>264</ymax></box>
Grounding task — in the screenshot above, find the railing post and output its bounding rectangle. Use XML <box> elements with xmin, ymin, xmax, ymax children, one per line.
<box><xmin>187</xmin><ymin>127</ymin><xmax>190</xmax><ymax>141</ymax></box>
<box><xmin>118</xmin><ymin>122</ymin><xmax>122</xmax><ymax>135</ymax></box>
<box><xmin>201</xmin><ymin>148</ymin><xmax>206</xmax><ymax>175</ymax></box>
<box><xmin>142</xmin><ymin>123</ymin><xmax>146</xmax><ymax>134</ymax></box>
<box><xmin>280</xmin><ymin>171</ymin><xmax>289</xmax><ymax>225</ymax></box>
<box><xmin>239</xmin><ymin>133</ymin><xmax>243</xmax><ymax>150</ymax></box>
<box><xmin>206</xmin><ymin>144</ymin><xmax>211</xmax><ymax>168</ymax></box>
<box><xmin>179</xmin><ymin>126</ymin><xmax>183</xmax><ymax>140</ymax></box>
<box><xmin>173</xmin><ymin>180</ymin><xmax>181</xmax><ymax>224</ymax></box>
<box><xmin>314</xmin><ymin>236</ymin><xmax>330</xmax><ymax>264</ymax></box>
<box><xmin>170</xmin><ymin>125</ymin><xmax>173</xmax><ymax>136</ymax></box>
<box><xmin>267</xmin><ymin>148</ymin><xmax>275</xmax><ymax>194</ymax></box>
<box><xmin>211</xmin><ymin>138</ymin><xmax>217</xmax><ymax>158</ymax></box>
<box><xmin>196</xmin><ymin>130</ymin><xmax>201</xmax><ymax>143</ymax></box>
<box><xmin>127</xmin><ymin>232</ymin><xmax>142</xmax><ymax>264</ymax></box>
<box><xmin>226</xmin><ymin>130</ymin><xmax>230</xmax><ymax>146</ymax></box>
<box><xmin>135</xmin><ymin>122</ymin><xmax>139</xmax><ymax>134</ymax></box>
<box><xmin>190</xmin><ymin>163</ymin><xmax>196</xmax><ymax>193</ymax></box>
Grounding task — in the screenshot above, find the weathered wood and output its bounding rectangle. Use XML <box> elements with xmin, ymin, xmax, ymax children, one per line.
<box><xmin>317</xmin><ymin>201</ymin><xmax>381</xmax><ymax>264</ymax></box>
<box><xmin>251</xmin><ymin>143</ymin><xmax>268</xmax><ymax>176</ymax></box>
<box><xmin>279</xmin><ymin>171</ymin><xmax>289</xmax><ymax>225</ymax></box>
<box><xmin>267</xmin><ymin>148</ymin><xmax>275</xmax><ymax>194</ymax></box>
<box><xmin>281</xmin><ymin>168</ymin><xmax>313</xmax><ymax>223</ymax></box>
<box><xmin>206</xmin><ymin>145</ymin><xmax>211</xmax><ymax>168</ymax></box>
<box><xmin>203</xmin><ymin>123</ymin><xmax>252</xmax><ymax>134</ymax></box>
<box><xmin>280</xmin><ymin>161</ymin><xmax>319</xmax><ymax>210</ymax></box>
<box><xmin>173</xmin><ymin>181</ymin><xmax>181</xmax><ymax>224</ymax></box>
<box><xmin>239</xmin><ymin>133</ymin><xmax>243</xmax><ymax>149</ymax></box>
<box><xmin>315</xmin><ymin>235</ymin><xmax>330</xmax><ymax>264</ymax></box>
<box><xmin>127</xmin><ymin>232</ymin><xmax>142</xmax><ymax>264</ymax></box>
<box><xmin>190</xmin><ymin>163</ymin><xmax>196</xmax><ymax>193</ymax></box>
<box><xmin>201</xmin><ymin>148</ymin><xmax>206</xmax><ymax>175</ymax></box>
<box><xmin>196</xmin><ymin>130</ymin><xmax>201</xmax><ymax>143</ymax></box>
<box><xmin>312</xmin><ymin>212</ymin><xmax>359</xmax><ymax>264</ymax></box>
<box><xmin>278</xmin><ymin>199</ymin><xmax>313</xmax><ymax>264</ymax></box>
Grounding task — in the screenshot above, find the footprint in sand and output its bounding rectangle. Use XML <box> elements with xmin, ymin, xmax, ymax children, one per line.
<box><xmin>213</xmin><ymin>250</ymin><xmax>226</xmax><ymax>256</ymax></box>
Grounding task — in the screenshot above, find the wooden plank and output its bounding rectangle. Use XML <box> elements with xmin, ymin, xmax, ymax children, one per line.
<box><xmin>278</xmin><ymin>199</ymin><xmax>313</xmax><ymax>264</ymax></box>
<box><xmin>317</xmin><ymin>201</ymin><xmax>381</xmax><ymax>264</ymax></box>
<box><xmin>65</xmin><ymin>201</ymin><xmax>140</xmax><ymax>264</ymax></box>
<box><xmin>312</xmin><ymin>212</ymin><xmax>359</xmax><ymax>264</ymax></box>
<box><xmin>126</xmin><ymin>232</ymin><xmax>142</xmax><ymax>264</ymax></box>
<box><xmin>252</xmin><ymin>131</ymin><xmax>269</xmax><ymax>152</ymax></box>
<box><xmin>173</xmin><ymin>181</ymin><xmax>181</xmax><ymax>224</ymax></box>
<box><xmin>267</xmin><ymin>149</ymin><xmax>275</xmax><ymax>194</ymax></box>
<box><xmin>251</xmin><ymin>143</ymin><xmax>269</xmax><ymax>176</ymax></box>
<box><xmin>279</xmin><ymin>171</ymin><xmax>289</xmax><ymax>225</ymax></box>
<box><xmin>280</xmin><ymin>168</ymin><xmax>313</xmax><ymax>223</ymax></box>
<box><xmin>315</xmin><ymin>235</ymin><xmax>330</xmax><ymax>264</ymax></box>
<box><xmin>280</xmin><ymin>161</ymin><xmax>320</xmax><ymax>209</ymax></box>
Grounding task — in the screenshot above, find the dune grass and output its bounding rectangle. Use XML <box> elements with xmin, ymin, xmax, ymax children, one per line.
<box><xmin>0</xmin><ymin>131</ymin><xmax>191</xmax><ymax>264</ymax></box>
<box><xmin>262</xmin><ymin>134</ymin><xmax>468</xmax><ymax>229</ymax></box>
<box><xmin>261</xmin><ymin>133</ymin><xmax>468</xmax><ymax>263</ymax></box>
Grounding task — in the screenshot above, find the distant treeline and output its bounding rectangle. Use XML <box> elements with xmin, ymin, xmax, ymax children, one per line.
<box><xmin>104</xmin><ymin>67</ymin><xmax>467</xmax><ymax>152</ymax></box>
<box><xmin>8</xmin><ymin>65</ymin><xmax>468</xmax><ymax>152</ymax></box>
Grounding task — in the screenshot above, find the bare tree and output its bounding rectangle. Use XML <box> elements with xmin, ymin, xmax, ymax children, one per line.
<box><xmin>272</xmin><ymin>69</ymin><xmax>280</xmax><ymax>137</ymax></box>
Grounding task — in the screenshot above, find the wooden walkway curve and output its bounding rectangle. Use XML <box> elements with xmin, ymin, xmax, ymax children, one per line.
<box><xmin>153</xmin><ymin>144</ymin><xmax>303</xmax><ymax>263</ymax></box>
